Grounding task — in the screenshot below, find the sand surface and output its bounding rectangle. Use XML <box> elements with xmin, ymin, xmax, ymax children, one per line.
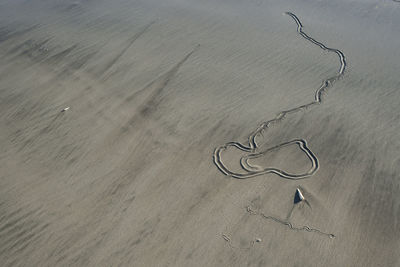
<box><xmin>0</xmin><ymin>0</ymin><xmax>400</xmax><ymax>266</ymax></box>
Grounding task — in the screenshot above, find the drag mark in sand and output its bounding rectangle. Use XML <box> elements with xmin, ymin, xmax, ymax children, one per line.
<box><xmin>245</xmin><ymin>206</ymin><xmax>335</xmax><ymax>238</ymax></box>
<box><xmin>213</xmin><ymin>12</ymin><xmax>346</xmax><ymax>179</ymax></box>
<box><xmin>221</xmin><ymin>189</ymin><xmax>334</xmax><ymax>248</ymax></box>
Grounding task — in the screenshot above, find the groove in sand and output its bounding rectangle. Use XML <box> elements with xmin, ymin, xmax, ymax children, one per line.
<box><xmin>213</xmin><ymin>12</ymin><xmax>346</xmax><ymax>179</ymax></box>
<box><xmin>221</xmin><ymin>201</ymin><xmax>334</xmax><ymax>249</ymax></box>
<box><xmin>246</xmin><ymin>206</ymin><xmax>335</xmax><ymax>238</ymax></box>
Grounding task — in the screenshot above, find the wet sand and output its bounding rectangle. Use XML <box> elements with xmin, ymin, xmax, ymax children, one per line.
<box><xmin>0</xmin><ymin>0</ymin><xmax>400</xmax><ymax>266</ymax></box>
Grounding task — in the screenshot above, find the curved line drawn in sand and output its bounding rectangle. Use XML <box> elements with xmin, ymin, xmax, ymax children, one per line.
<box><xmin>213</xmin><ymin>12</ymin><xmax>346</xmax><ymax>179</ymax></box>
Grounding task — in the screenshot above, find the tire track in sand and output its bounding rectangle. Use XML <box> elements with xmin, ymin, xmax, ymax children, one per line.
<box><xmin>213</xmin><ymin>12</ymin><xmax>346</xmax><ymax>179</ymax></box>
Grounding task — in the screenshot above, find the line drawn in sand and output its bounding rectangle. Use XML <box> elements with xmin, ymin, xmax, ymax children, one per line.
<box><xmin>222</xmin><ymin>188</ymin><xmax>335</xmax><ymax>249</ymax></box>
<box><xmin>213</xmin><ymin>12</ymin><xmax>346</xmax><ymax>179</ymax></box>
<box><xmin>246</xmin><ymin>191</ymin><xmax>335</xmax><ymax>239</ymax></box>
<box><xmin>217</xmin><ymin>12</ymin><xmax>345</xmax><ymax>247</ymax></box>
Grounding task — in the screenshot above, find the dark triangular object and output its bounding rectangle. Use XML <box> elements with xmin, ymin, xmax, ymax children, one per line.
<box><xmin>294</xmin><ymin>188</ymin><xmax>305</xmax><ymax>204</ymax></box>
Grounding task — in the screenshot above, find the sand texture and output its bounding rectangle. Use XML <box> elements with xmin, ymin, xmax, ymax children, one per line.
<box><xmin>0</xmin><ymin>0</ymin><xmax>400</xmax><ymax>266</ymax></box>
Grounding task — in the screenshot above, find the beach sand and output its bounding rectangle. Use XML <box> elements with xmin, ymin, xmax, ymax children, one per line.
<box><xmin>0</xmin><ymin>0</ymin><xmax>399</xmax><ymax>266</ymax></box>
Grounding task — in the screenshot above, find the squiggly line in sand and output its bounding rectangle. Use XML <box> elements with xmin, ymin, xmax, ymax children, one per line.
<box><xmin>213</xmin><ymin>12</ymin><xmax>346</xmax><ymax>179</ymax></box>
